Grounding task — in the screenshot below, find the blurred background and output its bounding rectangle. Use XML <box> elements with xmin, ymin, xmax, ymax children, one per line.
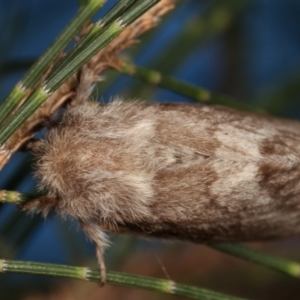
<box><xmin>1</xmin><ymin>0</ymin><xmax>300</xmax><ymax>299</ymax></box>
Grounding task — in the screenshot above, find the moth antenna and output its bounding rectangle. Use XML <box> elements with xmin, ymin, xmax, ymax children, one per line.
<box><xmin>79</xmin><ymin>219</ymin><xmax>109</xmax><ymax>285</ymax></box>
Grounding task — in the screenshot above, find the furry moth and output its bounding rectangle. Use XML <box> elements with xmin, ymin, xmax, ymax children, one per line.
<box><xmin>28</xmin><ymin>99</ymin><xmax>300</xmax><ymax>283</ymax></box>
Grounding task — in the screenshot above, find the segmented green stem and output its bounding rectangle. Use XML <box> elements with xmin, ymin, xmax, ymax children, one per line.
<box><xmin>54</xmin><ymin>0</ymin><xmax>137</xmax><ymax>75</ymax></box>
<box><xmin>119</xmin><ymin>62</ymin><xmax>255</xmax><ymax>111</ymax></box>
<box><xmin>0</xmin><ymin>0</ymin><xmax>160</xmax><ymax>145</ymax></box>
<box><xmin>0</xmin><ymin>190</ymin><xmax>40</xmax><ymax>204</ymax></box>
<box><xmin>0</xmin><ymin>259</ymin><xmax>246</xmax><ymax>300</ymax></box>
<box><xmin>209</xmin><ymin>242</ymin><xmax>300</xmax><ymax>279</ymax></box>
<box><xmin>0</xmin><ymin>0</ymin><xmax>106</xmax><ymax>126</ymax></box>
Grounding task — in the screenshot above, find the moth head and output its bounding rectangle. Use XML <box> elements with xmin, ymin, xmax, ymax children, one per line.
<box><xmin>31</xmin><ymin>101</ymin><xmax>154</xmax><ymax>223</ymax></box>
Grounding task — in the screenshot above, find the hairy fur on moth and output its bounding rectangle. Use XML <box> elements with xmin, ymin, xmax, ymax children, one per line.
<box><xmin>29</xmin><ymin>100</ymin><xmax>300</xmax><ymax>280</ymax></box>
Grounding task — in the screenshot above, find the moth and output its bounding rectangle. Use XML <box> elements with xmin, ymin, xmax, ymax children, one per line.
<box><xmin>25</xmin><ymin>99</ymin><xmax>300</xmax><ymax>283</ymax></box>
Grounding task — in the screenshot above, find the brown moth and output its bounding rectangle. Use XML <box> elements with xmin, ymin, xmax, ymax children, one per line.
<box><xmin>26</xmin><ymin>99</ymin><xmax>300</xmax><ymax>283</ymax></box>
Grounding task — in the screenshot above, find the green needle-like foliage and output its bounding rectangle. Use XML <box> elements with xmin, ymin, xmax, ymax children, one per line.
<box><xmin>0</xmin><ymin>0</ymin><xmax>159</xmax><ymax>145</ymax></box>
<box><xmin>0</xmin><ymin>0</ymin><xmax>106</xmax><ymax>126</ymax></box>
<box><xmin>0</xmin><ymin>190</ymin><xmax>40</xmax><ymax>204</ymax></box>
<box><xmin>119</xmin><ymin>61</ymin><xmax>256</xmax><ymax>111</ymax></box>
<box><xmin>209</xmin><ymin>243</ymin><xmax>300</xmax><ymax>279</ymax></box>
<box><xmin>0</xmin><ymin>259</ymin><xmax>247</xmax><ymax>300</ymax></box>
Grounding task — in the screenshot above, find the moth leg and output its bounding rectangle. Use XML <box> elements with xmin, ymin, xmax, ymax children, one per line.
<box><xmin>79</xmin><ymin>219</ymin><xmax>109</xmax><ymax>286</ymax></box>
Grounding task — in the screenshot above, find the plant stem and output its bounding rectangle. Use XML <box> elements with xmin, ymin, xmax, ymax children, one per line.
<box><xmin>0</xmin><ymin>0</ymin><xmax>106</xmax><ymax>126</ymax></box>
<box><xmin>0</xmin><ymin>259</ymin><xmax>246</xmax><ymax>300</ymax></box>
<box><xmin>209</xmin><ymin>242</ymin><xmax>300</xmax><ymax>279</ymax></box>
<box><xmin>0</xmin><ymin>190</ymin><xmax>41</xmax><ymax>204</ymax></box>
<box><xmin>0</xmin><ymin>0</ymin><xmax>160</xmax><ymax>145</ymax></box>
<box><xmin>55</xmin><ymin>0</ymin><xmax>138</xmax><ymax>75</ymax></box>
<box><xmin>119</xmin><ymin>61</ymin><xmax>255</xmax><ymax>111</ymax></box>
